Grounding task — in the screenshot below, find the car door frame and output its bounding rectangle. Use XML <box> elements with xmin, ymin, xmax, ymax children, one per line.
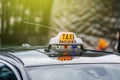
<box><xmin>0</xmin><ymin>52</ymin><xmax>28</xmax><ymax>80</ymax></box>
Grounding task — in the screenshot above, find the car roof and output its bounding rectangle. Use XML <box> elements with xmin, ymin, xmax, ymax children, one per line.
<box><xmin>10</xmin><ymin>49</ymin><xmax>120</xmax><ymax>67</ymax></box>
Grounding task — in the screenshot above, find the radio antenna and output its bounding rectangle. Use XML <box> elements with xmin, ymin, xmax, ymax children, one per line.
<box><xmin>23</xmin><ymin>21</ymin><xmax>60</xmax><ymax>32</ymax></box>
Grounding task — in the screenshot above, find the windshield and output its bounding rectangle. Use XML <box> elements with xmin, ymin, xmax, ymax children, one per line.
<box><xmin>26</xmin><ymin>64</ymin><xmax>120</xmax><ymax>80</ymax></box>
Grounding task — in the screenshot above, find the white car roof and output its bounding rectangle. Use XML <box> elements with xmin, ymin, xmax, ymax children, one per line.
<box><xmin>11</xmin><ymin>49</ymin><xmax>120</xmax><ymax>67</ymax></box>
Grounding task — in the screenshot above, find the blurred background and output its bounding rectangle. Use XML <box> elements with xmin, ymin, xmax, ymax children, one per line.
<box><xmin>0</xmin><ymin>0</ymin><xmax>120</xmax><ymax>51</ymax></box>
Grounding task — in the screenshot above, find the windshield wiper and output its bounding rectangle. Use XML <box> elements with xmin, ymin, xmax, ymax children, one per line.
<box><xmin>82</xmin><ymin>49</ymin><xmax>120</xmax><ymax>57</ymax></box>
<box><xmin>48</xmin><ymin>49</ymin><xmax>120</xmax><ymax>57</ymax></box>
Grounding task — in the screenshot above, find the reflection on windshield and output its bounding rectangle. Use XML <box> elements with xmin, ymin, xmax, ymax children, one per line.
<box><xmin>26</xmin><ymin>64</ymin><xmax>120</xmax><ymax>80</ymax></box>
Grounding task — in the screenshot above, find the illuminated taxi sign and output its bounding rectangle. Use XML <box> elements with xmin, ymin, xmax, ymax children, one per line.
<box><xmin>49</xmin><ymin>32</ymin><xmax>83</xmax><ymax>45</ymax></box>
<box><xmin>60</xmin><ymin>33</ymin><xmax>75</xmax><ymax>43</ymax></box>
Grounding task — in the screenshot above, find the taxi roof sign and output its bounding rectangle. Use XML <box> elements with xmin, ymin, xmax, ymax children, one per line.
<box><xmin>49</xmin><ymin>32</ymin><xmax>83</xmax><ymax>45</ymax></box>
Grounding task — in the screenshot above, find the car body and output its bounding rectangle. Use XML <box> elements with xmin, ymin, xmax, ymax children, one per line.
<box><xmin>0</xmin><ymin>32</ymin><xmax>120</xmax><ymax>80</ymax></box>
<box><xmin>0</xmin><ymin>47</ymin><xmax>119</xmax><ymax>80</ymax></box>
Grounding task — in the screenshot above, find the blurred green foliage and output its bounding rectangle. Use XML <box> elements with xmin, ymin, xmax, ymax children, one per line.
<box><xmin>1</xmin><ymin>0</ymin><xmax>53</xmax><ymax>46</ymax></box>
<box><xmin>0</xmin><ymin>0</ymin><xmax>120</xmax><ymax>49</ymax></box>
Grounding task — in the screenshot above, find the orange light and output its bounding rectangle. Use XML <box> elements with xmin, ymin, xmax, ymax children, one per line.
<box><xmin>64</xmin><ymin>45</ymin><xmax>68</xmax><ymax>49</ymax></box>
<box><xmin>63</xmin><ymin>52</ymin><xmax>68</xmax><ymax>55</ymax></box>
<box><xmin>58</xmin><ymin>56</ymin><xmax>72</xmax><ymax>61</ymax></box>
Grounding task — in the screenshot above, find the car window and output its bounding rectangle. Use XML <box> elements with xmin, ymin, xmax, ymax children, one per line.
<box><xmin>26</xmin><ymin>64</ymin><xmax>120</xmax><ymax>80</ymax></box>
<box><xmin>0</xmin><ymin>63</ymin><xmax>17</xmax><ymax>80</ymax></box>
